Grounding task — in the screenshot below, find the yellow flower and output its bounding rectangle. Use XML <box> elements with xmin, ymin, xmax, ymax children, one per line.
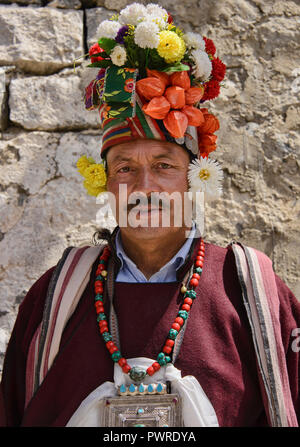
<box><xmin>157</xmin><ymin>31</ymin><xmax>186</xmax><ymax>63</ymax></box>
<box><xmin>83</xmin><ymin>180</ymin><xmax>106</xmax><ymax>197</ymax></box>
<box><xmin>76</xmin><ymin>155</ymin><xmax>95</xmax><ymax>176</ymax></box>
<box><xmin>83</xmin><ymin>163</ymin><xmax>107</xmax><ymax>188</ymax></box>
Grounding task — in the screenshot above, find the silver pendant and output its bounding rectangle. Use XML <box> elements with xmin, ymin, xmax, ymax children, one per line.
<box><xmin>101</xmin><ymin>394</ymin><xmax>183</xmax><ymax>427</ymax></box>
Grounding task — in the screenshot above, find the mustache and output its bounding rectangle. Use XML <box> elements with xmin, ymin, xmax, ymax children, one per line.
<box><xmin>123</xmin><ymin>193</ymin><xmax>171</xmax><ymax>213</ymax></box>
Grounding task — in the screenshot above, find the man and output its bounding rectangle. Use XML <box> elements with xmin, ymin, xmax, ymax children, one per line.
<box><xmin>1</xmin><ymin>3</ymin><xmax>299</xmax><ymax>427</ymax></box>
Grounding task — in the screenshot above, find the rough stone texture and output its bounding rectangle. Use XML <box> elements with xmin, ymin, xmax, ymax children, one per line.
<box><xmin>0</xmin><ymin>6</ymin><xmax>84</xmax><ymax>75</ymax></box>
<box><xmin>0</xmin><ymin>0</ymin><xmax>300</xmax><ymax>373</ymax></box>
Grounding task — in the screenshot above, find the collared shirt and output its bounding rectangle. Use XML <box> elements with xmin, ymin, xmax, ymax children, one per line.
<box><xmin>115</xmin><ymin>224</ymin><xmax>196</xmax><ymax>283</ymax></box>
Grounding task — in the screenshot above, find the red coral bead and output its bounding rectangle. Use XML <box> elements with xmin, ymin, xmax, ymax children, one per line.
<box><xmin>97</xmin><ymin>264</ymin><xmax>106</xmax><ymax>271</ymax></box>
<box><xmin>122</xmin><ymin>364</ymin><xmax>131</xmax><ymax>373</ymax></box>
<box><xmin>152</xmin><ymin>362</ymin><xmax>161</xmax><ymax>372</ymax></box>
<box><xmin>195</xmin><ymin>261</ymin><xmax>203</xmax><ymax>268</ymax></box>
<box><xmin>172</xmin><ymin>323</ymin><xmax>181</xmax><ymax>331</ymax></box>
<box><xmin>100</xmin><ymin>326</ymin><xmax>109</xmax><ymax>334</ymax></box>
<box><xmin>106</xmin><ymin>341</ymin><xmax>114</xmax><ymax>350</ymax></box>
<box><xmin>192</xmin><ymin>273</ymin><xmax>201</xmax><ymax>280</ymax></box>
<box><xmin>189</xmin><ymin>278</ymin><xmax>199</xmax><ymax>287</ymax></box>
<box><xmin>165</xmin><ymin>339</ymin><xmax>175</xmax><ymax>347</ymax></box>
<box><xmin>182</xmin><ymin>303</ymin><xmax>191</xmax><ymax>312</ymax></box>
<box><xmin>184</xmin><ymin>297</ymin><xmax>193</xmax><ymax>306</ymax></box>
<box><xmin>147</xmin><ymin>366</ymin><xmax>155</xmax><ymax>376</ymax></box>
<box><xmin>109</xmin><ymin>346</ymin><xmax>118</xmax><ymax>354</ymax></box>
<box><xmin>96</xmin><ymin>306</ymin><xmax>105</xmax><ymax>314</ymax></box>
<box><xmin>118</xmin><ymin>358</ymin><xmax>127</xmax><ymax>367</ymax></box>
<box><xmin>196</xmin><ymin>256</ymin><xmax>204</xmax><ymax>262</ymax></box>
<box><xmin>163</xmin><ymin>345</ymin><xmax>172</xmax><ymax>355</ymax></box>
<box><xmin>175</xmin><ymin>317</ymin><xmax>184</xmax><ymax>326</ymax></box>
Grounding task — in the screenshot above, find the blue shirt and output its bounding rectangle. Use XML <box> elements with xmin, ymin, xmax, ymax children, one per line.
<box><xmin>115</xmin><ymin>224</ymin><xmax>196</xmax><ymax>283</ymax></box>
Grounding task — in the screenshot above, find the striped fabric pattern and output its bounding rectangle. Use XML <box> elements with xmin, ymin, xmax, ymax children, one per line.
<box><xmin>230</xmin><ymin>242</ymin><xmax>298</xmax><ymax>427</ymax></box>
<box><xmin>25</xmin><ymin>245</ymin><xmax>103</xmax><ymax>408</ymax></box>
<box><xmin>100</xmin><ymin>93</ymin><xmax>173</xmax><ymax>155</ymax></box>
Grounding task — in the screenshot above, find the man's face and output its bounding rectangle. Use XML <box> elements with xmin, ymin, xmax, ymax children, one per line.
<box><xmin>106</xmin><ymin>139</ymin><xmax>192</xmax><ymax>240</ymax></box>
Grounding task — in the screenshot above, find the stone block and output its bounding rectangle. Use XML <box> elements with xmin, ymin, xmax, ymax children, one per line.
<box><xmin>0</xmin><ymin>5</ymin><xmax>84</xmax><ymax>75</ymax></box>
<box><xmin>9</xmin><ymin>71</ymin><xmax>100</xmax><ymax>130</ymax></box>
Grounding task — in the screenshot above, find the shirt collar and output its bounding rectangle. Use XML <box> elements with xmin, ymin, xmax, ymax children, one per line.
<box><xmin>115</xmin><ymin>223</ymin><xmax>196</xmax><ymax>277</ymax></box>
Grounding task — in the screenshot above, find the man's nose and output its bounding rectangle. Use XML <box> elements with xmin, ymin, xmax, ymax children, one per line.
<box><xmin>133</xmin><ymin>167</ymin><xmax>160</xmax><ymax>194</ymax></box>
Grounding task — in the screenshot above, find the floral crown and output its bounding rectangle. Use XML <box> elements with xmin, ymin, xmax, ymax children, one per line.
<box><xmin>77</xmin><ymin>2</ymin><xmax>226</xmax><ymax>201</ymax></box>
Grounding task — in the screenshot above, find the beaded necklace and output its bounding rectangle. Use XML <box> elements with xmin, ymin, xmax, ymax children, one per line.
<box><xmin>94</xmin><ymin>238</ymin><xmax>205</xmax><ymax>383</ymax></box>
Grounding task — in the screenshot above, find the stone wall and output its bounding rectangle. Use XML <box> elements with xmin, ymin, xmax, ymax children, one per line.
<box><xmin>0</xmin><ymin>0</ymin><xmax>299</xmax><ymax>373</ymax></box>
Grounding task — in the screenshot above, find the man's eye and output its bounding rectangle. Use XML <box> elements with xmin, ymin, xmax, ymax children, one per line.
<box><xmin>118</xmin><ymin>166</ymin><xmax>130</xmax><ymax>173</ymax></box>
<box><xmin>157</xmin><ymin>163</ymin><xmax>171</xmax><ymax>169</ymax></box>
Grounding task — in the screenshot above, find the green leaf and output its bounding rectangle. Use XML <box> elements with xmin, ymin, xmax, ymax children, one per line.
<box><xmin>98</xmin><ymin>38</ymin><xmax>117</xmax><ymax>54</ymax></box>
<box><xmin>161</xmin><ymin>63</ymin><xmax>190</xmax><ymax>73</ymax></box>
<box><xmin>104</xmin><ymin>90</ymin><xmax>121</xmax><ymax>97</ymax></box>
<box><xmin>87</xmin><ymin>60</ymin><xmax>112</xmax><ymax>68</ymax></box>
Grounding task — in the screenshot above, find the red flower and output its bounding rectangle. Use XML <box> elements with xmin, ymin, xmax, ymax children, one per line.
<box><xmin>202</xmin><ymin>80</ymin><xmax>220</xmax><ymax>101</ymax></box>
<box><xmin>211</xmin><ymin>57</ymin><xmax>226</xmax><ymax>82</ymax></box>
<box><xmin>167</xmin><ymin>13</ymin><xmax>173</xmax><ymax>24</ymax></box>
<box><xmin>203</xmin><ymin>36</ymin><xmax>216</xmax><ymax>56</ymax></box>
<box><xmin>89</xmin><ymin>43</ymin><xmax>104</xmax><ymax>64</ymax></box>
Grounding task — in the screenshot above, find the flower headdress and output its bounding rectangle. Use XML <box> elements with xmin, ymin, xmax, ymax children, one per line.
<box><xmin>77</xmin><ymin>2</ymin><xmax>226</xmax><ymax>201</ymax></box>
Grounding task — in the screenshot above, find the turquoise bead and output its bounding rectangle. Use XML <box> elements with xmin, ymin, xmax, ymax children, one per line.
<box><xmin>111</xmin><ymin>351</ymin><xmax>121</xmax><ymax>362</ymax></box>
<box><xmin>178</xmin><ymin>310</ymin><xmax>188</xmax><ymax>320</ymax></box>
<box><xmin>99</xmin><ymin>260</ymin><xmax>105</xmax><ymax>264</ymax></box>
<box><xmin>102</xmin><ymin>332</ymin><xmax>112</xmax><ymax>342</ymax></box>
<box><xmin>99</xmin><ymin>313</ymin><xmax>106</xmax><ymax>321</ymax></box>
<box><xmin>195</xmin><ymin>267</ymin><xmax>202</xmax><ymax>274</ymax></box>
<box><xmin>165</xmin><ymin>356</ymin><xmax>171</xmax><ymax>363</ymax></box>
<box><xmin>169</xmin><ymin>329</ymin><xmax>178</xmax><ymax>340</ymax></box>
<box><xmin>120</xmin><ymin>384</ymin><xmax>126</xmax><ymax>393</ymax></box>
<box><xmin>129</xmin><ymin>384</ymin><xmax>136</xmax><ymax>393</ymax></box>
<box><xmin>157</xmin><ymin>383</ymin><xmax>163</xmax><ymax>393</ymax></box>
<box><xmin>95</xmin><ymin>293</ymin><xmax>103</xmax><ymax>301</ymax></box>
<box><xmin>147</xmin><ymin>384</ymin><xmax>154</xmax><ymax>393</ymax></box>
<box><xmin>138</xmin><ymin>384</ymin><xmax>145</xmax><ymax>393</ymax></box>
<box><xmin>157</xmin><ymin>352</ymin><xmax>166</xmax><ymax>366</ymax></box>
<box><xmin>95</xmin><ymin>275</ymin><xmax>105</xmax><ymax>281</ymax></box>
<box><xmin>185</xmin><ymin>290</ymin><xmax>197</xmax><ymax>299</ymax></box>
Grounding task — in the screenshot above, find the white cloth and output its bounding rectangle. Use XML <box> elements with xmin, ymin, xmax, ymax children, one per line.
<box><xmin>66</xmin><ymin>357</ymin><xmax>219</xmax><ymax>427</ymax></box>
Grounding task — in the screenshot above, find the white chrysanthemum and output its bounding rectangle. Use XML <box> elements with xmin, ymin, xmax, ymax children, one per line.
<box><xmin>188</xmin><ymin>157</ymin><xmax>223</xmax><ymax>201</ymax></box>
<box><xmin>134</xmin><ymin>21</ymin><xmax>160</xmax><ymax>49</ymax></box>
<box><xmin>183</xmin><ymin>32</ymin><xmax>205</xmax><ymax>51</ymax></box>
<box><xmin>146</xmin><ymin>3</ymin><xmax>168</xmax><ymax>19</ymax></box>
<box><xmin>119</xmin><ymin>3</ymin><xmax>147</xmax><ymax>25</ymax></box>
<box><xmin>110</xmin><ymin>45</ymin><xmax>127</xmax><ymax>66</ymax></box>
<box><xmin>191</xmin><ymin>49</ymin><xmax>212</xmax><ymax>81</ymax></box>
<box><xmin>97</xmin><ymin>20</ymin><xmax>122</xmax><ymax>39</ymax></box>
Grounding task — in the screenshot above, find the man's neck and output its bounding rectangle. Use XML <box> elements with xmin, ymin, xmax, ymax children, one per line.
<box><xmin>118</xmin><ymin>227</ymin><xmax>192</xmax><ymax>280</ymax></box>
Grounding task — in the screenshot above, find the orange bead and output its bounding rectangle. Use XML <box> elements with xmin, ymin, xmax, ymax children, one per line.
<box><xmin>195</xmin><ymin>261</ymin><xmax>203</xmax><ymax>268</ymax></box>
<box><xmin>152</xmin><ymin>362</ymin><xmax>161</xmax><ymax>372</ymax></box>
<box><xmin>192</xmin><ymin>273</ymin><xmax>201</xmax><ymax>280</ymax></box>
<box><xmin>175</xmin><ymin>317</ymin><xmax>184</xmax><ymax>326</ymax></box>
<box><xmin>147</xmin><ymin>366</ymin><xmax>155</xmax><ymax>376</ymax></box>
<box><xmin>165</xmin><ymin>339</ymin><xmax>175</xmax><ymax>347</ymax></box>
<box><xmin>184</xmin><ymin>298</ymin><xmax>193</xmax><ymax>306</ymax></box>
<box><xmin>182</xmin><ymin>303</ymin><xmax>191</xmax><ymax>312</ymax></box>
<box><xmin>163</xmin><ymin>345</ymin><xmax>172</xmax><ymax>355</ymax></box>
<box><xmin>122</xmin><ymin>364</ymin><xmax>131</xmax><ymax>373</ymax></box>
<box><xmin>189</xmin><ymin>278</ymin><xmax>199</xmax><ymax>288</ymax></box>
<box><xmin>172</xmin><ymin>323</ymin><xmax>181</xmax><ymax>331</ymax></box>
<box><xmin>118</xmin><ymin>358</ymin><xmax>127</xmax><ymax>367</ymax></box>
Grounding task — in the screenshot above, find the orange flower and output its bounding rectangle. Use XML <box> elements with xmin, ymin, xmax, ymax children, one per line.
<box><xmin>124</xmin><ymin>78</ymin><xmax>135</xmax><ymax>93</ymax></box>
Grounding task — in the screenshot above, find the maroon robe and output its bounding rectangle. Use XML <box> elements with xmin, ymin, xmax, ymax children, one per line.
<box><xmin>1</xmin><ymin>239</ymin><xmax>299</xmax><ymax>427</ymax></box>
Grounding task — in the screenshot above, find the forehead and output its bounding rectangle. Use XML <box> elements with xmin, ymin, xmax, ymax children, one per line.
<box><xmin>106</xmin><ymin>139</ymin><xmax>189</xmax><ymax>163</ymax></box>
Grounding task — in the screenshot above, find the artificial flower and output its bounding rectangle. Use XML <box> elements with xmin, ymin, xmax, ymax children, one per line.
<box><xmin>115</xmin><ymin>25</ymin><xmax>129</xmax><ymax>44</ymax></box>
<box><xmin>146</xmin><ymin>3</ymin><xmax>168</xmax><ymax>19</ymax></box>
<box><xmin>191</xmin><ymin>49</ymin><xmax>212</xmax><ymax>81</ymax></box>
<box><xmin>89</xmin><ymin>43</ymin><xmax>104</xmax><ymax>63</ymax></box>
<box><xmin>134</xmin><ymin>21</ymin><xmax>160</xmax><ymax>49</ymax></box>
<box><xmin>202</xmin><ymin>79</ymin><xmax>221</xmax><ymax>101</ymax></box>
<box><xmin>203</xmin><ymin>36</ymin><xmax>216</xmax><ymax>56</ymax></box>
<box><xmin>188</xmin><ymin>157</ymin><xmax>223</xmax><ymax>200</ymax></box>
<box><xmin>183</xmin><ymin>32</ymin><xmax>205</xmax><ymax>51</ymax></box>
<box><xmin>157</xmin><ymin>30</ymin><xmax>186</xmax><ymax>63</ymax></box>
<box><xmin>97</xmin><ymin>20</ymin><xmax>122</xmax><ymax>40</ymax></box>
<box><xmin>76</xmin><ymin>155</ymin><xmax>95</xmax><ymax>176</ymax></box>
<box><xmin>124</xmin><ymin>78</ymin><xmax>135</xmax><ymax>93</ymax></box>
<box><xmin>119</xmin><ymin>3</ymin><xmax>147</xmax><ymax>25</ymax></box>
<box><xmin>83</xmin><ymin>180</ymin><xmax>106</xmax><ymax>197</ymax></box>
<box><xmin>110</xmin><ymin>45</ymin><xmax>127</xmax><ymax>66</ymax></box>
<box><xmin>211</xmin><ymin>57</ymin><xmax>226</xmax><ymax>82</ymax></box>
<box><xmin>83</xmin><ymin>163</ymin><xmax>107</xmax><ymax>188</ymax></box>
